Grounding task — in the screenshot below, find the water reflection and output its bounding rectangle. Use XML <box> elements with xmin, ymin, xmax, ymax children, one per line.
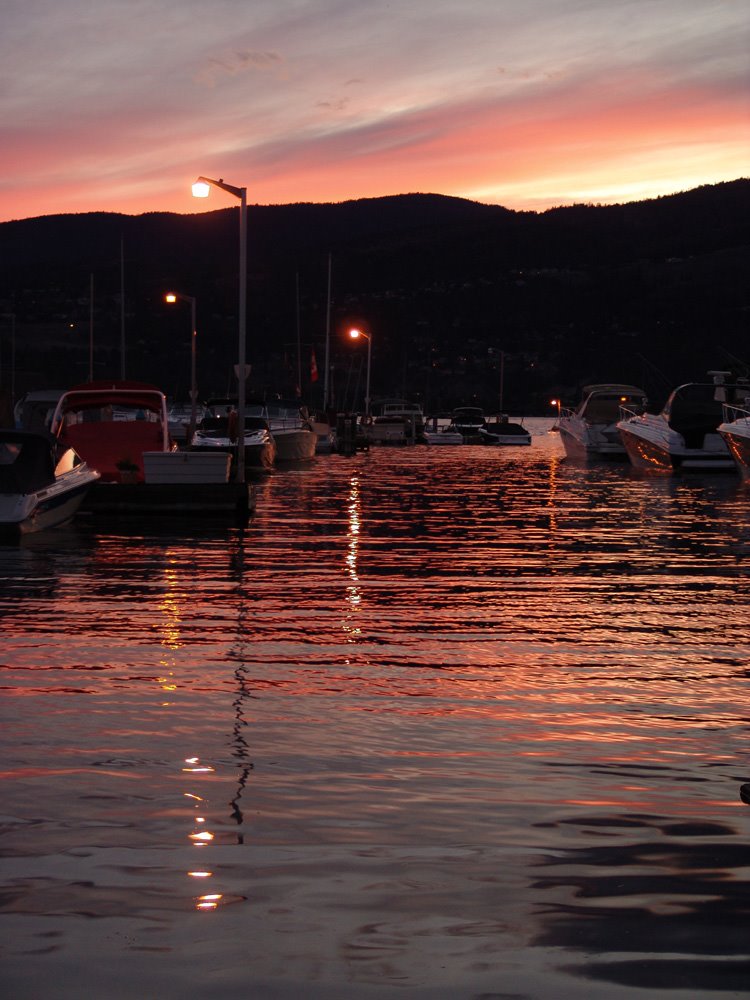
<box><xmin>1</xmin><ymin>424</ymin><xmax>749</xmax><ymax>995</ymax></box>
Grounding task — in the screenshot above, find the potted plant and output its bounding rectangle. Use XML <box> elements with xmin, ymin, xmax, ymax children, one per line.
<box><xmin>116</xmin><ymin>456</ymin><xmax>139</xmax><ymax>484</ymax></box>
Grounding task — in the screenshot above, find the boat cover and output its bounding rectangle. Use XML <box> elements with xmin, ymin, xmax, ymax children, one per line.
<box><xmin>0</xmin><ymin>430</ymin><xmax>57</xmax><ymax>494</ymax></box>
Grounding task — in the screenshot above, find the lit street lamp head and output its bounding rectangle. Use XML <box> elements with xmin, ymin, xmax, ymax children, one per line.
<box><xmin>191</xmin><ymin>181</ymin><xmax>211</xmax><ymax>198</ymax></box>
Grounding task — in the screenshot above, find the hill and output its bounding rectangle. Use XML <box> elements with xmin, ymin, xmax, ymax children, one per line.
<box><xmin>0</xmin><ymin>181</ymin><xmax>748</xmax><ymax>413</ymax></box>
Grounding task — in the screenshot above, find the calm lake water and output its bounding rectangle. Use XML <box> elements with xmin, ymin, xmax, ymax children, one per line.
<box><xmin>2</xmin><ymin>418</ymin><xmax>749</xmax><ymax>999</ymax></box>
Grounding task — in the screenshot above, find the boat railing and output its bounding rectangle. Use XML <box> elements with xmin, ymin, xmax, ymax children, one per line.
<box><xmin>618</xmin><ymin>404</ymin><xmax>643</xmax><ymax>421</ymax></box>
<box><xmin>721</xmin><ymin>403</ymin><xmax>750</xmax><ymax>424</ymax></box>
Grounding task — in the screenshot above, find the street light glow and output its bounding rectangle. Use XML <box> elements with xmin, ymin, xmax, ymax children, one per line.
<box><xmin>192</xmin><ymin>181</ymin><xmax>211</xmax><ymax>198</ymax></box>
<box><xmin>165</xmin><ymin>293</ymin><xmax>177</xmax><ymax>303</ymax></box>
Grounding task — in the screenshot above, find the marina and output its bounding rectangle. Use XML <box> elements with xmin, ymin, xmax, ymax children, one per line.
<box><xmin>1</xmin><ymin>419</ymin><xmax>749</xmax><ymax>999</ymax></box>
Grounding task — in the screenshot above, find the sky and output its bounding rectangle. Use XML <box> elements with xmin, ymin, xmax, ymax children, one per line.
<box><xmin>0</xmin><ymin>0</ymin><xmax>748</xmax><ymax>222</ymax></box>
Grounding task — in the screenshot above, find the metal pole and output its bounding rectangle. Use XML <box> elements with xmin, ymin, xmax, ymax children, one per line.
<box><xmin>323</xmin><ymin>252</ymin><xmax>331</xmax><ymax>411</ymax></box>
<box><xmin>189</xmin><ymin>297</ymin><xmax>198</xmax><ymax>443</ymax></box>
<box><xmin>10</xmin><ymin>315</ymin><xmax>15</xmax><ymax>406</ymax></box>
<box><xmin>365</xmin><ymin>334</ymin><xmax>372</xmax><ymax>417</ymax></box>
<box><xmin>295</xmin><ymin>271</ymin><xmax>302</xmax><ymax>395</ymax></box>
<box><xmin>236</xmin><ymin>188</ymin><xmax>247</xmax><ymax>482</ymax></box>
<box><xmin>120</xmin><ymin>237</ymin><xmax>125</xmax><ymax>379</ymax></box>
<box><xmin>89</xmin><ymin>273</ymin><xmax>94</xmax><ymax>381</ymax></box>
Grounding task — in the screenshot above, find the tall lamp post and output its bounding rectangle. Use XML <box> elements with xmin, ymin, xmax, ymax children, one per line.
<box><xmin>165</xmin><ymin>292</ymin><xmax>198</xmax><ymax>443</ymax></box>
<box><xmin>192</xmin><ymin>175</ymin><xmax>247</xmax><ymax>482</ymax></box>
<box><xmin>349</xmin><ymin>328</ymin><xmax>372</xmax><ymax>417</ymax></box>
<box><xmin>1</xmin><ymin>313</ymin><xmax>15</xmax><ymax>408</ymax></box>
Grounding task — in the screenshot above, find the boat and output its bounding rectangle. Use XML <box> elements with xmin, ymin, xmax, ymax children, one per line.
<box><xmin>558</xmin><ymin>384</ymin><xmax>648</xmax><ymax>461</ymax></box>
<box><xmin>192</xmin><ymin>400</ymin><xmax>276</xmax><ymax>471</ymax></box>
<box><xmin>616</xmin><ymin>372</ymin><xmax>744</xmax><ymax>472</ymax></box>
<box><xmin>449</xmin><ymin>406</ymin><xmax>487</xmax><ymax>443</ymax></box>
<box><xmin>365</xmin><ymin>400</ymin><xmax>425</xmax><ymax>446</ymax></box>
<box><xmin>0</xmin><ymin>428</ymin><xmax>100</xmax><ymax>536</ymax></box>
<box><xmin>255</xmin><ymin>398</ymin><xmax>317</xmax><ymax>462</ymax></box>
<box><xmin>717</xmin><ymin>398</ymin><xmax>750</xmax><ymax>481</ymax></box>
<box><xmin>167</xmin><ymin>401</ymin><xmax>205</xmax><ymax>446</ymax></box>
<box><xmin>49</xmin><ymin>381</ymin><xmax>254</xmax><ymax>517</ymax></box>
<box><xmin>424</xmin><ymin>420</ymin><xmax>465</xmax><ymax>446</ymax></box>
<box><xmin>479</xmin><ymin>415</ymin><xmax>531</xmax><ymax>446</ymax></box>
<box><xmin>13</xmin><ymin>389</ymin><xmax>67</xmax><ymax>432</ymax></box>
<box><xmin>49</xmin><ymin>380</ymin><xmax>175</xmax><ymax>483</ymax></box>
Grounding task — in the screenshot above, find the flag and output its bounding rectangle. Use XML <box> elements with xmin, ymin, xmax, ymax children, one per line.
<box><xmin>310</xmin><ymin>349</ymin><xmax>319</xmax><ymax>382</ymax></box>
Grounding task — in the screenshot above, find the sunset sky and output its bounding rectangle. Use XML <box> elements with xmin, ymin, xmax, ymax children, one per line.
<box><xmin>1</xmin><ymin>0</ymin><xmax>748</xmax><ymax>222</ymax></box>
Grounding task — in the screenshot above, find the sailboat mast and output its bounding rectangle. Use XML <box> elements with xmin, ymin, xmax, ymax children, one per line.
<box><xmin>323</xmin><ymin>252</ymin><xmax>331</xmax><ymax>411</ymax></box>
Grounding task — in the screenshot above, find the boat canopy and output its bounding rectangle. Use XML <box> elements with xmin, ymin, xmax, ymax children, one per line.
<box><xmin>0</xmin><ymin>430</ymin><xmax>57</xmax><ymax>494</ymax></box>
<box><xmin>57</xmin><ymin>381</ymin><xmax>167</xmax><ymax>415</ymax></box>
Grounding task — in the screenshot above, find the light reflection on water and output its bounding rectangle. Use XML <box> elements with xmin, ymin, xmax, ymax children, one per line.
<box><xmin>1</xmin><ymin>419</ymin><xmax>749</xmax><ymax>998</ymax></box>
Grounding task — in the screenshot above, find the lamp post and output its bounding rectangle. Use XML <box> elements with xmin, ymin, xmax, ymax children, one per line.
<box><xmin>165</xmin><ymin>292</ymin><xmax>198</xmax><ymax>443</ymax></box>
<box><xmin>192</xmin><ymin>176</ymin><xmax>247</xmax><ymax>482</ymax></box>
<box><xmin>349</xmin><ymin>328</ymin><xmax>372</xmax><ymax>418</ymax></box>
<box><xmin>1</xmin><ymin>314</ymin><xmax>15</xmax><ymax>407</ymax></box>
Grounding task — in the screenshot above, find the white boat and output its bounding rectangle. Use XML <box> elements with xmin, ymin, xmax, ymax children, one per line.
<box><xmin>479</xmin><ymin>416</ymin><xmax>531</xmax><ymax>446</ymax></box>
<box><xmin>424</xmin><ymin>426</ymin><xmax>465</xmax><ymax>446</ymax></box>
<box><xmin>449</xmin><ymin>406</ymin><xmax>486</xmax><ymax>443</ymax></box>
<box><xmin>0</xmin><ymin>429</ymin><xmax>100</xmax><ymax>536</ymax></box>
<box><xmin>616</xmin><ymin>373</ymin><xmax>743</xmax><ymax>472</ymax></box>
<box><xmin>365</xmin><ymin>400</ymin><xmax>425</xmax><ymax>446</ymax></box>
<box><xmin>256</xmin><ymin>399</ymin><xmax>317</xmax><ymax>462</ymax></box>
<box><xmin>718</xmin><ymin>400</ymin><xmax>750</xmax><ymax>481</ymax></box>
<box><xmin>558</xmin><ymin>384</ymin><xmax>648</xmax><ymax>461</ymax></box>
<box><xmin>192</xmin><ymin>402</ymin><xmax>276</xmax><ymax>472</ymax></box>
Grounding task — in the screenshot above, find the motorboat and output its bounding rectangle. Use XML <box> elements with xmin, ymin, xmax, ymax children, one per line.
<box><xmin>49</xmin><ymin>380</ymin><xmax>175</xmax><ymax>483</ymax></box>
<box><xmin>0</xmin><ymin>429</ymin><xmax>100</xmax><ymax>536</ymax></box>
<box><xmin>718</xmin><ymin>400</ymin><xmax>750</xmax><ymax>481</ymax></box>
<box><xmin>13</xmin><ymin>389</ymin><xmax>67</xmax><ymax>432</ymax></box>
<box><xmin>558</xmin><ymin>384</ymin><xmax>648</xmax><ymax>461</ymax></box>
<box><xmin>616</xmin><ymin>372</ymin><xmax>745</xmax><ymax>472</ymax></box>
<box><xmin>424</xmin><ymin>423</ymin><xmax>464</xmax><ymax>446</ymax></box>
<box><xmin>256</xmin><ymin>398</ymin><xmax>317</xmax><ymax>462</ymax></box>
<box><xmin>449</xmin><ymin>406</ymin><xmax>486</xmax><ymax>443</ymax></box>
<box><xmin>365</xmin><ymin>400</ymin><xmax>426</xmax><ymax>446</ymax></box>
<box><xmin>167</xmin><ymin>401</ymin><xmax>205</xmax><ymax>446</ymax></box>
<box><xmin>192</xmin><ymin>401</ymin><xmax>276</xmax><ymax>472</ymax></box>
<box><xmin>479</xmin><ymin>415</ymin><xmax>531</xmax><ymax>446</ymax></box>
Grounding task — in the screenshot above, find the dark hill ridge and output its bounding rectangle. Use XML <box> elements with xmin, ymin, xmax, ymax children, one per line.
<box><xmin>0</xmin><ymin>180</ymin><xmax>747</xmax><ymax>412</ymax></box>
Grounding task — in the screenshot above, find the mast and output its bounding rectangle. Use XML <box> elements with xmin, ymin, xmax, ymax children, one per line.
<box><xmin>323</xmin><ymin>252</ymin><xmax>331</xmax><ymax>411</ymax></box>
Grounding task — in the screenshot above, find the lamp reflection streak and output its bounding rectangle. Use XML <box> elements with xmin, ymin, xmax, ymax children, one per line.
<box><xmin>344</xmin><ymin>475</ymin><xmax>362</xmax><ymax>637</ymax></box>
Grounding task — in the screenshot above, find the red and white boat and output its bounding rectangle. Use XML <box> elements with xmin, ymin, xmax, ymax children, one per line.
<box><xmin>49</xmin><ymin>380</ymin><xmax>174</xmax><ymax>483</ymax></box>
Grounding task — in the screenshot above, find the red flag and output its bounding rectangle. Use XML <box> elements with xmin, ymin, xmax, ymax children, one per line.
<box><xmin>310</xmin><ymin>349</ymin><xmax>319</xmax><ymax>382</ymax></box>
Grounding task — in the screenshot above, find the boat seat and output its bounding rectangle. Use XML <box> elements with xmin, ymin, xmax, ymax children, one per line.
<box><xmin>61</xmin><ymin>421</ymin><xmax>164</xmax><ymax>481</ymax></box>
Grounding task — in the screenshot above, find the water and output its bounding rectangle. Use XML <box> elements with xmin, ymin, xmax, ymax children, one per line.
<box><xmin>2</xmin><ymin>419</ymin><xmax>749</xmax><ymax>999</ymax></box>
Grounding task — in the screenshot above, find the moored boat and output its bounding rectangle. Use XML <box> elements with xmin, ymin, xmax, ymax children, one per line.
<box><xmin>50</xmin><ymin>380</ymin><xmax>174</xmax><ymax>483</ymax></box>
<box><xmin>449</xmin><ymin>406</ymin><xmax>486</xmax><ymax>443</ymax></box>
<box><xmin>479</xmin><ymin>415</ymin><xmax>531</xmax><ymax>446</ymax></box>
<box><xmin>192</xmin><ymin>400</ymin><xmax>276</xmax><ymax>471</ymax></box>
<box><xmin>0</xmin><ymin>429</ymin><xmax>99</xmax><ymax>536</ymax></box>
<box><xmin>256</xmin><ymin>398</ymin><xmax>317</xmax><ymax>462</ymax></box>
<box><xmin>365</xmin><ymin>400</ymin><xmax>425</xmax><ymax>446</ymax></box>
<box><xmin>616</xmin><ymin>372</ymin><xmax>744</xmax><ymax>472</ymax></box>
<box><xmin>558</xmin><ymin>384</ymin><xmax>648</xmax><ymax>461</ymax></box>
<box><xmin>718</xmin><ymin>400</ymin><xmax>750</xmax><ymax>481</ymax></box>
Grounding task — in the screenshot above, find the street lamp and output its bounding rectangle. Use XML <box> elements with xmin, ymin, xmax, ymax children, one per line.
<box><xmin>165</xmin><ymin>292</ymin><xmax>198</xmax><ymax>443</ymax></box>
<box><xmin>192</xmin><ymin>175</ymin><xmax>247</xmax><ymax>482</ymax></box>
<box><xmin>349</xmin><ymin>328</ymin><xmax>372</xmax><ymax>418</ymax></box>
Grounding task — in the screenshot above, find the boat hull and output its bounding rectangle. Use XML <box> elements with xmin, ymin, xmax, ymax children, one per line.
<box><xmin>618</xmin><ymin>417</ymin><xmax>735</xmax><ymax>472</ymax></box>
<box><xmin>272</xmin><ymin>429</ymin><xmax>317</xmax><ymax>462</ymax></box>
<box><xmin>0</xmin><ymin>472</ymin><xmax>96</xmax><ymax>536</ymax></box>
<box><xmin>718</xmin><ymin>421</ymin><xmax>750</xmax><ymax>481</ymax></box>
